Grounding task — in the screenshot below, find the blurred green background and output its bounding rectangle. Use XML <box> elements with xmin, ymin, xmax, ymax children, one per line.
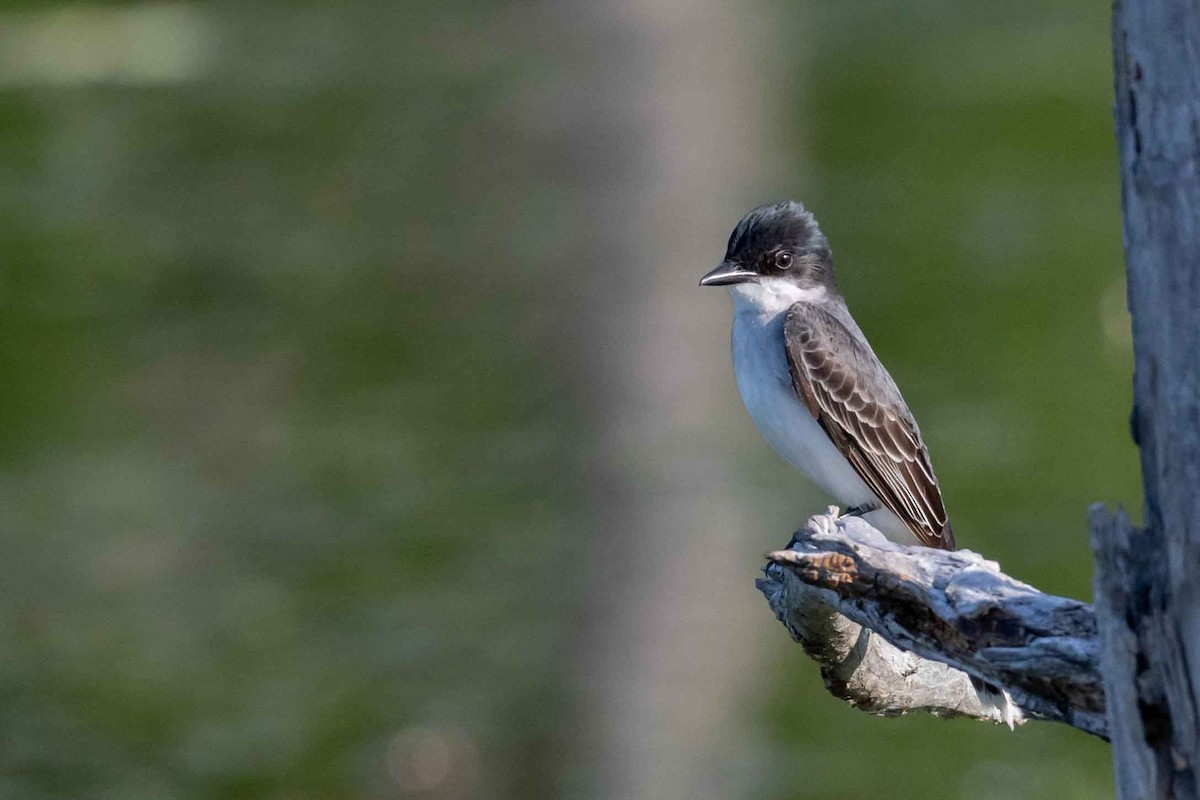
<box><xmin>0</xmin><ymin>1</ymin><xmax>1138</xmax><ymax>799</ymax></box>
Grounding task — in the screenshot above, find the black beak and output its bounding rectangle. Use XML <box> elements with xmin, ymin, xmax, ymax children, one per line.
<box><xmin>699</xmin><ymin>261</ymin><xmax>757</xmax><ymax>287</ymax></box>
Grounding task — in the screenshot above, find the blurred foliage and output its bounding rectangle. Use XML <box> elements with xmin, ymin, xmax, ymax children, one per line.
<box><xmin>0</xmin><ymin>3</ymin><xmax>573</xmax><ymax>799</ymax></box>
<box><xmin>0</xmin><ymin>1</ymin><xmax>1136</xmax><ymax>799</ymax></box>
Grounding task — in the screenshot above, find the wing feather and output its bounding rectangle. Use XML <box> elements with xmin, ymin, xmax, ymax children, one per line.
<box><xmin>784</xmin><ymin>304</ymin><xmax>955</xmax><ymax>549</ymax></box>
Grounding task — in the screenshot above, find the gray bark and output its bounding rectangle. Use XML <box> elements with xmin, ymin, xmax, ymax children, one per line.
<box><xmin>1093</xmin><ymin>1</ymin><xmax>1200</xmax><ymax>797</ymax></box>
<box><xmin>761</xmin><ymin>509</ymin><xmax>1107</xmax><ymax>737</ymax></box>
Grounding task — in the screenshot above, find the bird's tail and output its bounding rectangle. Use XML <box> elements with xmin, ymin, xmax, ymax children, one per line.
<box><xmin>970</xmin><ymin>676</ymin><xmax>1018</xmax><ymax>730</ymax></box>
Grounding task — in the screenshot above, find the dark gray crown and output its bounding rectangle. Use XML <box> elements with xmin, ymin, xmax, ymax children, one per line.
<box><xmin>724</xmin><ymin>200</ymin><xmax>836</xmax><ymax>288</ymax></box>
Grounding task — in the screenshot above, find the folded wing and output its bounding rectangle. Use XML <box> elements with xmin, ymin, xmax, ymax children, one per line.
<box><xmin>783</xmin><ymin>304</ymin><xmax>954</xmax><ymax>549</ymax></box>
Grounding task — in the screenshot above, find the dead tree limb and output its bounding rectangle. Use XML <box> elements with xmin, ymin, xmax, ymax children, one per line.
<box><xmin>758</xmin><ymin>508</ymin><xmax>1106</xmax><ymax>739</ymax></box>
<box><xmin>1095</xmin><ymin>1</ymin><xmax>1200</xmax><ymax>796</ymax></box>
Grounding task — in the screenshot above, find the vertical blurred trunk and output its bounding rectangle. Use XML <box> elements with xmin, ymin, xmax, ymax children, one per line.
<box><xmin>1094</xmin><ymin>1</ymin><xmax>1200</xmax><ymax>798</ymax></box>
<box><xmin>547</xmin><ymin>3</ymin><xmax>798</xmax><ymax>798</ymax></box>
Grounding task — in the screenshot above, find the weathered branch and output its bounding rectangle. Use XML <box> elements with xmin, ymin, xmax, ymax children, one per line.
<box><xmin>1102</xmin><ymin>0</ymin><xmax>1200</xmax><ymax>796</ymax></box>
<box><xmin>758</xmin><ymin>509</ymin><xmax>1106</xmax><ymax>739</ymax></box>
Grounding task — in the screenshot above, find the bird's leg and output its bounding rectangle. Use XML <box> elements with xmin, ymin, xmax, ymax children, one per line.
<box><xmin>843</xmin><ymin>504</ymin><xmax>876</xmax><ymax>518</ymax></box>
<box><xmin>788</xmin><ymin>504</ymin><xmax>877</xmax><ymax>550</ymax></box>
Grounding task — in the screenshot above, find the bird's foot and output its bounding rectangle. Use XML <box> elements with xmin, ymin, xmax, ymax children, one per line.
<box><xmin>842</xmin><ymin>504</ymin><xmax>876</xmax><ymax>518</ymax></box>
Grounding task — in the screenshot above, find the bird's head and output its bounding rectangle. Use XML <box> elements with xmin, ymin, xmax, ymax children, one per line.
<box><xmin>700</xmin><ymin>200</ymin><xmax>837</xmax><ymax>307</ymax></box>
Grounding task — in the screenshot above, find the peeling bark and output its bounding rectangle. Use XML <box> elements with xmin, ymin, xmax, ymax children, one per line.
<box><xmin>759</xmin><ymin>509</ymin><xmax>1105</xmax><ymax>738</ymax></box>
<box><xmin>1097</xmin><ymin>0</ymin><xmax>1200</xmax><ymax>797</ymax></box>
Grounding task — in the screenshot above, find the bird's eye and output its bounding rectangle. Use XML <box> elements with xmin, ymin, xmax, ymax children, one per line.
<box><xmin>774</xmin><ymin>251</ymin><xmax>794</xmax><ymax>270</ymax></box>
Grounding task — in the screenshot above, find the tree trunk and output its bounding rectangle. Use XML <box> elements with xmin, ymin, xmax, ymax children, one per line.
<box><xmin>1093</xmin><ymin>1</ymin><xmax>1200</xmax><ymax>797</ymax></box>
<box><xmin>552</xmin><ymin>2</ymin><xmax>797</xmax><ymax>798</ymax></box>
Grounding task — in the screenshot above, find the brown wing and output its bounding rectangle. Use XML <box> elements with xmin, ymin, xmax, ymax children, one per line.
<box><xmin>783</xmin><ymin>304</ymin><xmax>954</xmax><ymax>549</ymax></box>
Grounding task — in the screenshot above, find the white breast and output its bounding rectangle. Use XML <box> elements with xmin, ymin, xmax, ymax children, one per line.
<box><xmin>725</xmin><ymin>282</ymin><xmax>924</xmax><ymax>546</ymax></box>
<box><xmin>730</xmin><ymin>306</ymin><xmax>876</xmax><ymax>505</ymax></box>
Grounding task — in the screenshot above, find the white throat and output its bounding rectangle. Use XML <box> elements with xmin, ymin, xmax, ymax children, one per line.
<box><xmin>728</xmin><ymin>276</ymin><xmax>827</xmax><ymax>319</ymax></box>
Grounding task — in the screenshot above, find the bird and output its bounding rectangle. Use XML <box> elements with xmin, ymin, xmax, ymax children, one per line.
<box><xmin>700</xmin><ymin>199</ymin><xmax>1014</xmax><ymax>726</ymax></box>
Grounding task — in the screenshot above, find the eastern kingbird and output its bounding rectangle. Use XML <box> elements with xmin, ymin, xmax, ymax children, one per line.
<box><xmin>702</xmin><ymin>200</ymin><xmax>1015</xmax><ymax>726</ymax></box>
